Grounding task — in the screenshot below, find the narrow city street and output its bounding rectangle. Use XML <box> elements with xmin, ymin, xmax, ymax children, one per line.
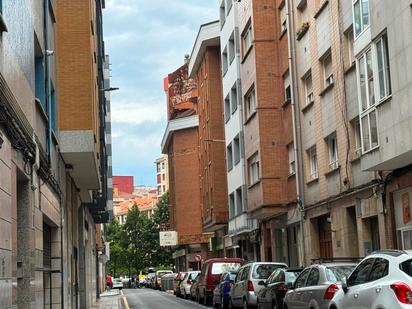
<box><xmin>121</xmin><ymin>289</ymin><xmax>212</xmax><ymax>309</ymax></box>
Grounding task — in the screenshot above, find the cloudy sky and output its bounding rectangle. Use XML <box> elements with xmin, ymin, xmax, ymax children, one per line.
<box><xmin>103</xmin><ymin>1</ymin><xmax>217</xmax><ymax>185</ymax></box>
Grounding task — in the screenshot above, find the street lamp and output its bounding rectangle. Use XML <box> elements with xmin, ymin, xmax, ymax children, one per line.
<box><xmin>100</xmin><ymin>87</ymin><xmax>119</xmax><ymax>92</ymax></box>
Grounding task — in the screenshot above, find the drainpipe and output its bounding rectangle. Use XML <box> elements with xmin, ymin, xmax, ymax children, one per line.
<box><xmin>286</xmin><ymin>0</ymin><xmax>306</xmax><ymax>267</ymax></box>
<box><xmin>44</xmin><ymin>0</ymin><xmax>52</xmax><ymax>166</ymax></box>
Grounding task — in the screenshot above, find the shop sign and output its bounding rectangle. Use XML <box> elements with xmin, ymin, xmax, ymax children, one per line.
<box><xmin>160</xmin><ymin>231</ymin><xmax>178</xmax><ymax>246</ymax></box>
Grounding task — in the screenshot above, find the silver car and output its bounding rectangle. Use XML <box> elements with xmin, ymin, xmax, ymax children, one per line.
<box><xmin>231</xmin><ymin>262</ymin><xmax>287</xmax><ymax>308</ymax></box>
<box><xmin>180</xmin><ymin>271</ymin><xmax>200</xmax><ymax>298</ymax></box>
<box><xmin>283</xmin><ymin>262</ymin><xmax>356</xmax><ymax>309</ymax></box>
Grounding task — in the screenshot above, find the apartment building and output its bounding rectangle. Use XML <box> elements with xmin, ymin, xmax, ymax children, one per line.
<box><xmin>0</xmin><ymin>1</ymin><xmax>110</xmax><ymax>308</ymax></box>
<box><xmin>57</xmin><ymin>0</ymin><xmax>111</xmax><ymax>307</ymax></box>
<box><xmin>155</xmin><ymin>154</ymin><xmax>169</xmax><ymax>197</ymax></box>
<box><xmin>218</xmin><ymin>0</ymin><xmax>260</xmax><ymax>262</ymax></box>
<box><xmin>189</xmin><ymin>20</ymin><xmax>229</xmax><ymax>257</ymax></box>
<box><xmin>237</xmin><ymin>0</ymin><xmax>298</xmax><ymax>263</ymax></box>
<box><xmin>161</xmin><ymin>63</ymin><xmax>213</xmax><ymax>271</ymax></box>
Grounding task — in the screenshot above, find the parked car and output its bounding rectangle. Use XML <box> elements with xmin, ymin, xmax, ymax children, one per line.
<box><xmin>180</xmin><ymin>271</ymin><xmax>201</xmax><ymax>299</ymax></box>
<box><xmin>190</xmin><ymin>273</ymin><xmax>201</xmax><ymax>300</ymax></box>
<box><xmin>256</xmin><ymin>268</ymin><xmax>302</xmax><ymax>309</ymax></box>
<box><xmin>161</xmin><ymin>273</ymin><xmax>176</xmax><ymax>291</ymax></box>
<box><xmin>212</xmin><ymin>271</ymin><xmax>237</xmax><ymax>309</ymax></box>
<box><xmin>329</xmin><ymin>250</ymin><xmax>412</xmax><ymax>309</ymax></box>
<box><xmin>146</xmin><ymin>272</ymin><xmax>155</xmax><ymax>288</ymax></box>
<box><xmin>197</xmin><ymin>258</ymin><xmax>244</xmax><ymax>305</ymax></box>
<box><xmin>231</xmin><ymin>262</ymin><xmax>287</xmax><ymax>308</ymax></box>
<box><xmin>112</xmin><ymin>278</ymin><xmax>123</xmax><ymax>290</ymax></box>
<box><xmin>155</xmin><ymin>270</ymin><xmax>173</xmax><ymax>290</ymax></box>
<box><xmin>283</xmin><ymin>261</ymin><xmax>356</xmax><ymax>309</ymax></box>
<box><xmin>174</xmin><ymin>271</ymin><xmax>187</xmax><ymax>297</ymax></box>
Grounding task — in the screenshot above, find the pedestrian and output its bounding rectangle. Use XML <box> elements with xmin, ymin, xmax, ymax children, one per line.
<box><xmin>105</xmin><ymin>274</ymin><xmax>113</xmax><ymax>291</ymax></box>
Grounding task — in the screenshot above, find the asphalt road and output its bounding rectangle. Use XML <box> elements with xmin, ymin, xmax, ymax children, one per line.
<box><xmin>121</xmin><ymin>288</ymin><xmax>212</xmax><ymax>309</ymax></box>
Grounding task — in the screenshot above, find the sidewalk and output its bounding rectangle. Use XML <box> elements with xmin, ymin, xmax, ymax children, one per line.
<box><xmin>92</xmin><ymin>290</ymin><xmax>121</xmax><ymax>309</ymax></box>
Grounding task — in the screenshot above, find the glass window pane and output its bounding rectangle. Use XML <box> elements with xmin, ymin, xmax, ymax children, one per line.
<box><xmin>366</xmin><ymin>50</ymin><xmax>375</xmax><ymax>107</ymax></box>
<box><xmin>361</xmin><ymin>0</ymin><xmax>369</xmax><ymax>28</ymax></box>
<box><xmin>306</xmin><ymin>269</ymin><xmax>320</xmax><ymax>286</ymax></box>
<box><xmin>359</xmin><ymin>56</ymin><xmax>367</xmax><ymax>111</ymax></box>
<box><xmin>362</xmin><ymin>115</ymin><xmax>370</xmax><ymax>152</ymax></box>
<box><xmin>368</xmin><ymin>258</ymin><xmax>388</xmax><ymax>282</ymax></box>
<box><xmin>376</xmin><ymin>40</ymin><xmax>386</xmax><ymax>99</ymax></box>
<box><xmin>348</xmin><ymin>258</ymin><xmax>374</xmax><ymax>286</ymax></box>
<box><xmin>369</xmin><ymin>111</ymin><xmax>378</xmax><ymax>148</ymax></box>
<box><xmin>354</xmin><ymin>1</ymin><xmax>361</xmax><ymax>35</ymax></box>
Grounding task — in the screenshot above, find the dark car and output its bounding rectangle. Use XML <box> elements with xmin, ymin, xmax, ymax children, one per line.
<box><xmin>196</xmin><ymin>258</ymin><xmax>244</xmax><ymax>306</ymax></box>
<box><xmin>256</xmin><ymin>268</ymin><xmax>302</xmax><ymax>309</ymax></box>
<box><xmin>212</xmin><ymin>271</ymin><xmax>237</xmax><ymax>309</ymax></box>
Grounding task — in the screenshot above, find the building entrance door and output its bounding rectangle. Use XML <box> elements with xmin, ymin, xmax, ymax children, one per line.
<box><xmin>318</xmin><ymin>216</ymin><xmax>332</xmax><ymax>259</ymax></box>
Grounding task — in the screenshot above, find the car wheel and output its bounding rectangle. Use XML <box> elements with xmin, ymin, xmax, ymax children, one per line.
<box><xmin>243</xmin><ymin>299</ymin><xmax>249</xmax><ymax>309</ymax></box>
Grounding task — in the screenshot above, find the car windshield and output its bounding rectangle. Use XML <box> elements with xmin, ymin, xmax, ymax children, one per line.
<box><xmin>229</xmin><ymin>273</ymin><xmax>237</xmax><ymax>281</ymax></box>
<box><xmin>252</xmin><ymin>264</ymin><xmax>285</xmax><ymax>279</ymax></box>
<box><xmin>211</xmin><ymin>263</ymin><xmax>241</xmax><ymax>275</ymax></box>
<box><xmin>158</xmin><ymin>271</ymin><xmax>171</xmax><ymax>277</ymax></box>
<box><xmin>326</xmin><ymin>266</ymin><xmax>355</xmax><ymax>282</ymax></box>
<box><xmin>285</xmin><ymin>271</ymin><xmax>299</xmax><ymax>284</ymax></box>
<box><xmin>190</xmin><ymin>272</ymin><xmax>199</xmax><ymax>279</ymax></box>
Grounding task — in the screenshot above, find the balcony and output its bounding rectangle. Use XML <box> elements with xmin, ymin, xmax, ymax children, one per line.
<box><xmin>60</xmin><ymin>130</ymin><xmax>100</xmax><ymax>202</ymax></box>
<box><xmin>228</xmin><ymin>213</ymin><xmax>258</xmax><ymax>236</ymax></box>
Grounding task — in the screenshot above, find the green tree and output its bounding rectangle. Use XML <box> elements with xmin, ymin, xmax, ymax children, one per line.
<box><xmin>152</xmin><ymin>192</ymin><xmax>169</xmax><ymax>226</ymax></box>
<box><xmin>106</xmin><ymin>218</ymin><xmax>128</xmax><ymax>277</ymax></box>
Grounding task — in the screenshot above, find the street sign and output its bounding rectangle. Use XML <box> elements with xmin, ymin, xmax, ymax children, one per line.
<box><xmin>159</xmin><ymin>231</ymin><xmax>178</xmax><ymax>246</ymax></box>
<box><xmin>194</xmin><ymin>254</ymin><xmax>202</xmax><ymax>262</ymax></box>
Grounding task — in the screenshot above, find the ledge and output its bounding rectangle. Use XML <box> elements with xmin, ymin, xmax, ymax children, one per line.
<box><xmin>282</xmin><ymin>98</ymin><xmax>291</xmax><ymax>108</ymax></box>
<box><xmin>301</xmin><ymin>100</ymin><xmax>314</xmax><ymax>113</ymax></box>
<box><xmin>314</xmin><ymin>0</ymin><xmax>329</xmax><ymax>19</ymax></box>
<box><xmin>306</xmin><ymin>177</ymin><xmax>319</xmax><ymax>185</ymax></box>
<box><xmin>344</xmin><ymin>62</ymin><xmax>356</xmax><ymax>75</ymax></box>
<box><xmin>244</xmin><ymin>110</ymin><xmax>257</xmax><ymax>125</ymax></box>
<box><xmin>324</xmin><ymin>165</ymin><xmax>340</xmax><ymax>177</ymax></box>
<box><xmin>376</xmin><ymin>95</ymin><xmax>392</xmax><ymax>108</ymax></box>
<box><xmin>279</xmin><ymin>29</ymin><xmax>287</xmax><ymax>40</ymax></box>
<box><xmin>248</xmin><ymin>180</ymin><xmax>261</xmax><ymax>190</ymax></box>
<box><xmin>288</xmin><ymin>173</ymin><xmax>296</xmax><ymax>179</ymax></box>
<box><xmin>241</xmin><ymin>45</ymin><xmax>253</xmax><ymax>64</ymax></box>
<box><xmin>319</xmin><ymin>82</ymin><xmax>334</xmax><ymax>97</ymax></box>
<box><xmin>296</xmin><ymin>23</ymin><xmax>310</xmax><ymax>41</ymax></box>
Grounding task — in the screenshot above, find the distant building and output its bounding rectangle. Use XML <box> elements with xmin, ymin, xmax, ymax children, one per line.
<box><xmin>161</xmin><ymin>61</ymin><xmax>213</xmax><ymax>271</ymax></box>
<box><xmin>113</xmin><ymin>176</ymin><xmax>134</xmax><ymax>196</ymax></box>
<box><xmin>113</xmin><ymin>192</ymin><xmax>158</xmax><ymax>224</ymax></box>
<box><xmin>155</xmin><ymin>154</ymin><xmax>169</xmax><ymax>197</ymax></box>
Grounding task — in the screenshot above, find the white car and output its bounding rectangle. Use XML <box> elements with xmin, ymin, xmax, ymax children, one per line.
<box><xmin>180</xmin><ymin>271</ymin><xmax>200</xmax><ymax>298</ymax></box>
<box><xmin>112</xmin><ymin>278</ymin><xmax>123</xmax><ymax>289</ymax></box>
<box><xmin>329</xmin><ymin>250</ymin><xmax>412</xmax><ymax>309</ymax></box>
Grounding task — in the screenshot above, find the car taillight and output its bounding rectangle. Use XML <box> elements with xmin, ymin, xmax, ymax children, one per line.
<box><xmin>324</xmin><ymin>283</ymin><xmax>339</xmax><ymax>300</ymax></box>
<box><xmin>391</xmin><ymin>282</ymin><xmax>412</xmax><ymax>304</ymax></box>
<box><xmin>187</xmin><ymin>279</ymin><xmax>192</xmax><ymax>285</ymax></box>
<box><xmin>278</xmin><ymin>283</ymin><xmax>288</xmax><ymax>291</ymax></box>
<box><xmin>247</xmin><ymin>280</ymin><xmax>254</xmax><ymax>292</ymax></box>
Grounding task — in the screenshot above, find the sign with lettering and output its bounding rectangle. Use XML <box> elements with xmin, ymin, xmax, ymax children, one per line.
<box><xmin>159</xmin><ymin>231</ymin><xmax>178</xmax><ymax>246</ymax></box>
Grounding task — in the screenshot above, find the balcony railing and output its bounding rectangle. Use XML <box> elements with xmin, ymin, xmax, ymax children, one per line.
<box><xmin>228</xmin><ymin>213</ymin><xmax>258</xmax><ymax>235</ymax></box>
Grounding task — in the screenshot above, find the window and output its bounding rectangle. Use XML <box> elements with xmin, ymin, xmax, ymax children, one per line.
<box><xmin>163</xmin><ymin>185</ymin><xmax>166</xmax><ymax>193</ymax></box>
<box><xmin>375</xmin><ymin>36</ymin><xmax>391</xmax><ymax>100</ymax></box>
<box><xmin>227</xmin><ymin>143</ymin><xmax>233</xmax><ymax>171</ymax></box>
<box><xmin>294</xmin><ymin>268</ymin><xmax>310</xmax><ymax>288</ymax></box>
<box><xmin>224</xmin><ymin>94</ymin><xmax>231</xmax><ymax>122</ymax></box>
<box><xmin>358</xmin><ymin>50</ymin><xmax>375</xmax><ymax>111</ymax></box>
<box><xmin>368</xmin><ymin>258</ymin><xmax>389</xmax><ymax>282</ymax></box>
<box><xmin>248</xmin><ymin>153</ymin><xmax>260</xmax><ymax>185</ymax></box>
<box><xmin>229</xmin><ymin>34</ymin><xmax>235</xmax><ymax>64</ymax></box>
<box><xmin>306</xmin><ymin>268</ymin><xmax>320</xmax><ymax>286</ymax></box>
<box><xmin>222</xmin><ymin>47</ymin><xmax>228</xmax><ymax>76</ymax></box>
<box><xmin>220</xmin><ymin>2</ymin><xmax>226</xmax><ymax>27</ymax></box>
<box><xmin>284</xmin><ymin>71</ymin><xmax>291</xmax><ymax>102</ymax></box>
<box><xmin>245</xmin><ymin>88</ymin><xmax>256</xmax><ymax>119</ymax></box>
<box><xmin>279</xmin><ymin>4</ymin><xmax>287</xmax><ymax>33</ymax></box>
<box><xmin>229</xmin><ymin>192</ymin><xmax>235</xmax><ymax>218</ymax></box>
<box><xmin>351</xmin><ymin>119</ymin><xmax>362</xmax><ymax>156</ymax></box>
<box><xmin>323</xmin><ymin>53</ymin><xmax>333</xmax><ymax>87</ymax></box>
<box><xmin>304</xmin><ymin>72</ymin><xmax>313</xmax><ymax>105</ymax></box>
<box><xmin>162</xmin><ymin>162</ymin><xmax>165</xmax><ymax>170</ymax></box>
<box><xmin>242</xmin><ymin>23</ymin><xmax>253</xmax><ymax>56</ymax></box>
<box><xmin>353</xmin><ymin>0</ymin><xmax>369</xmax><ymax>37</ymax></box>
<box><xmin>327</xmin><ymin>133</ymin><xmax>338</xmax><ymax>169</ymax></box>
<box><xmin>288</xmin><ymin>143</ymin><xmax>296</xmax><ymax>175</ymax></box>
<box><xmin>347</xmin><ymin>258</ymin><xmax>374</xmax><ymax>286</ymax></box>
<box><xmin>35</xmin><ymin>36</ymin><xmax>46</xmax><ymax>111</ymax></box>
<box><xmin>50</xmin><ymin>83</ymin><xmax>57</xmax><ymax>133</ymax></box>
<box><xmin>309</xmin><ymin>147</ymin><xmax>318</xmax><ymax>180</ymax></box>
<box><xmin>230</xmin><ymin>84</ymin><xmax>238</xmax><ymax>114</ymax></box>
<box><xmin>162</xmin><ymin>174</ymin><xmax>165</xmax><ymax>181</ymax></box>
<box><xmin>157</xmin><ymin>163</ymin><xmax>161</xmax><ymax>173</ymax></box>
<box><xmin>233</xmin><ymin>135</ymin><xmax>240</xmax><ymax>165</ymax></box>
<box><xmin>235</xmin><ymin>187</ymin><xmax>243</xmax><ymax>214</ymax></box>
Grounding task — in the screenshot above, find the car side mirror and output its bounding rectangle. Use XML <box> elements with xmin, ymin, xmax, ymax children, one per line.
<box><xmin>342</xmin><ymin>277</ymin><xmax>348</xmax><ymax>294</ymax></box>
<box><xmin>258</xmin><ymin>280</ymin><xmax>266</xmax><ymax>286</ymax></box>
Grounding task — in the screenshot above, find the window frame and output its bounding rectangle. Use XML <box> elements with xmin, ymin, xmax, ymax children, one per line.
<box><xmin>304</xmin><ymin>72</ymin><xmax>314</xmax><ymax>105</ymax></box>
<box><xmin>244</xmin><ymin>87</ymin><xmax>256</xmax><ymax>120</ymax></box>
<box><xmin>227</xmin><ymin>142</ymin><xmax>233</xmax><ymax>172</ymax></box>
<box><xmin>288</xmin><ymin>143</ymin><xmax>296</xmax><ymax>176</ymax></box>
<box><xmin>323</xmin><ymin>52</ymin><xmax>333</xmax><ymax>87</ymax></box>
<box><xmin>327</xmin><ymin>133</ymin><xmax>338</xmax><ymax>169</ymax></box>
<box><xmin>352</xmin><ymin>0</ymin><xmax>370</xmax><ymax>37</ymax></box>
<box><xmin>309</xmin><ymin>147</ymin><xmax>318</xmax><ymax>180</ymax></box>
<box><xmin>248</xmin><ymin>153</ymin><xmax>260</xmax><ymax>186</ymax></box>
<box><xmin>242</xmin><ymin>23</ymin><xmax>253</xmax><ymax>58</ymax></box>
